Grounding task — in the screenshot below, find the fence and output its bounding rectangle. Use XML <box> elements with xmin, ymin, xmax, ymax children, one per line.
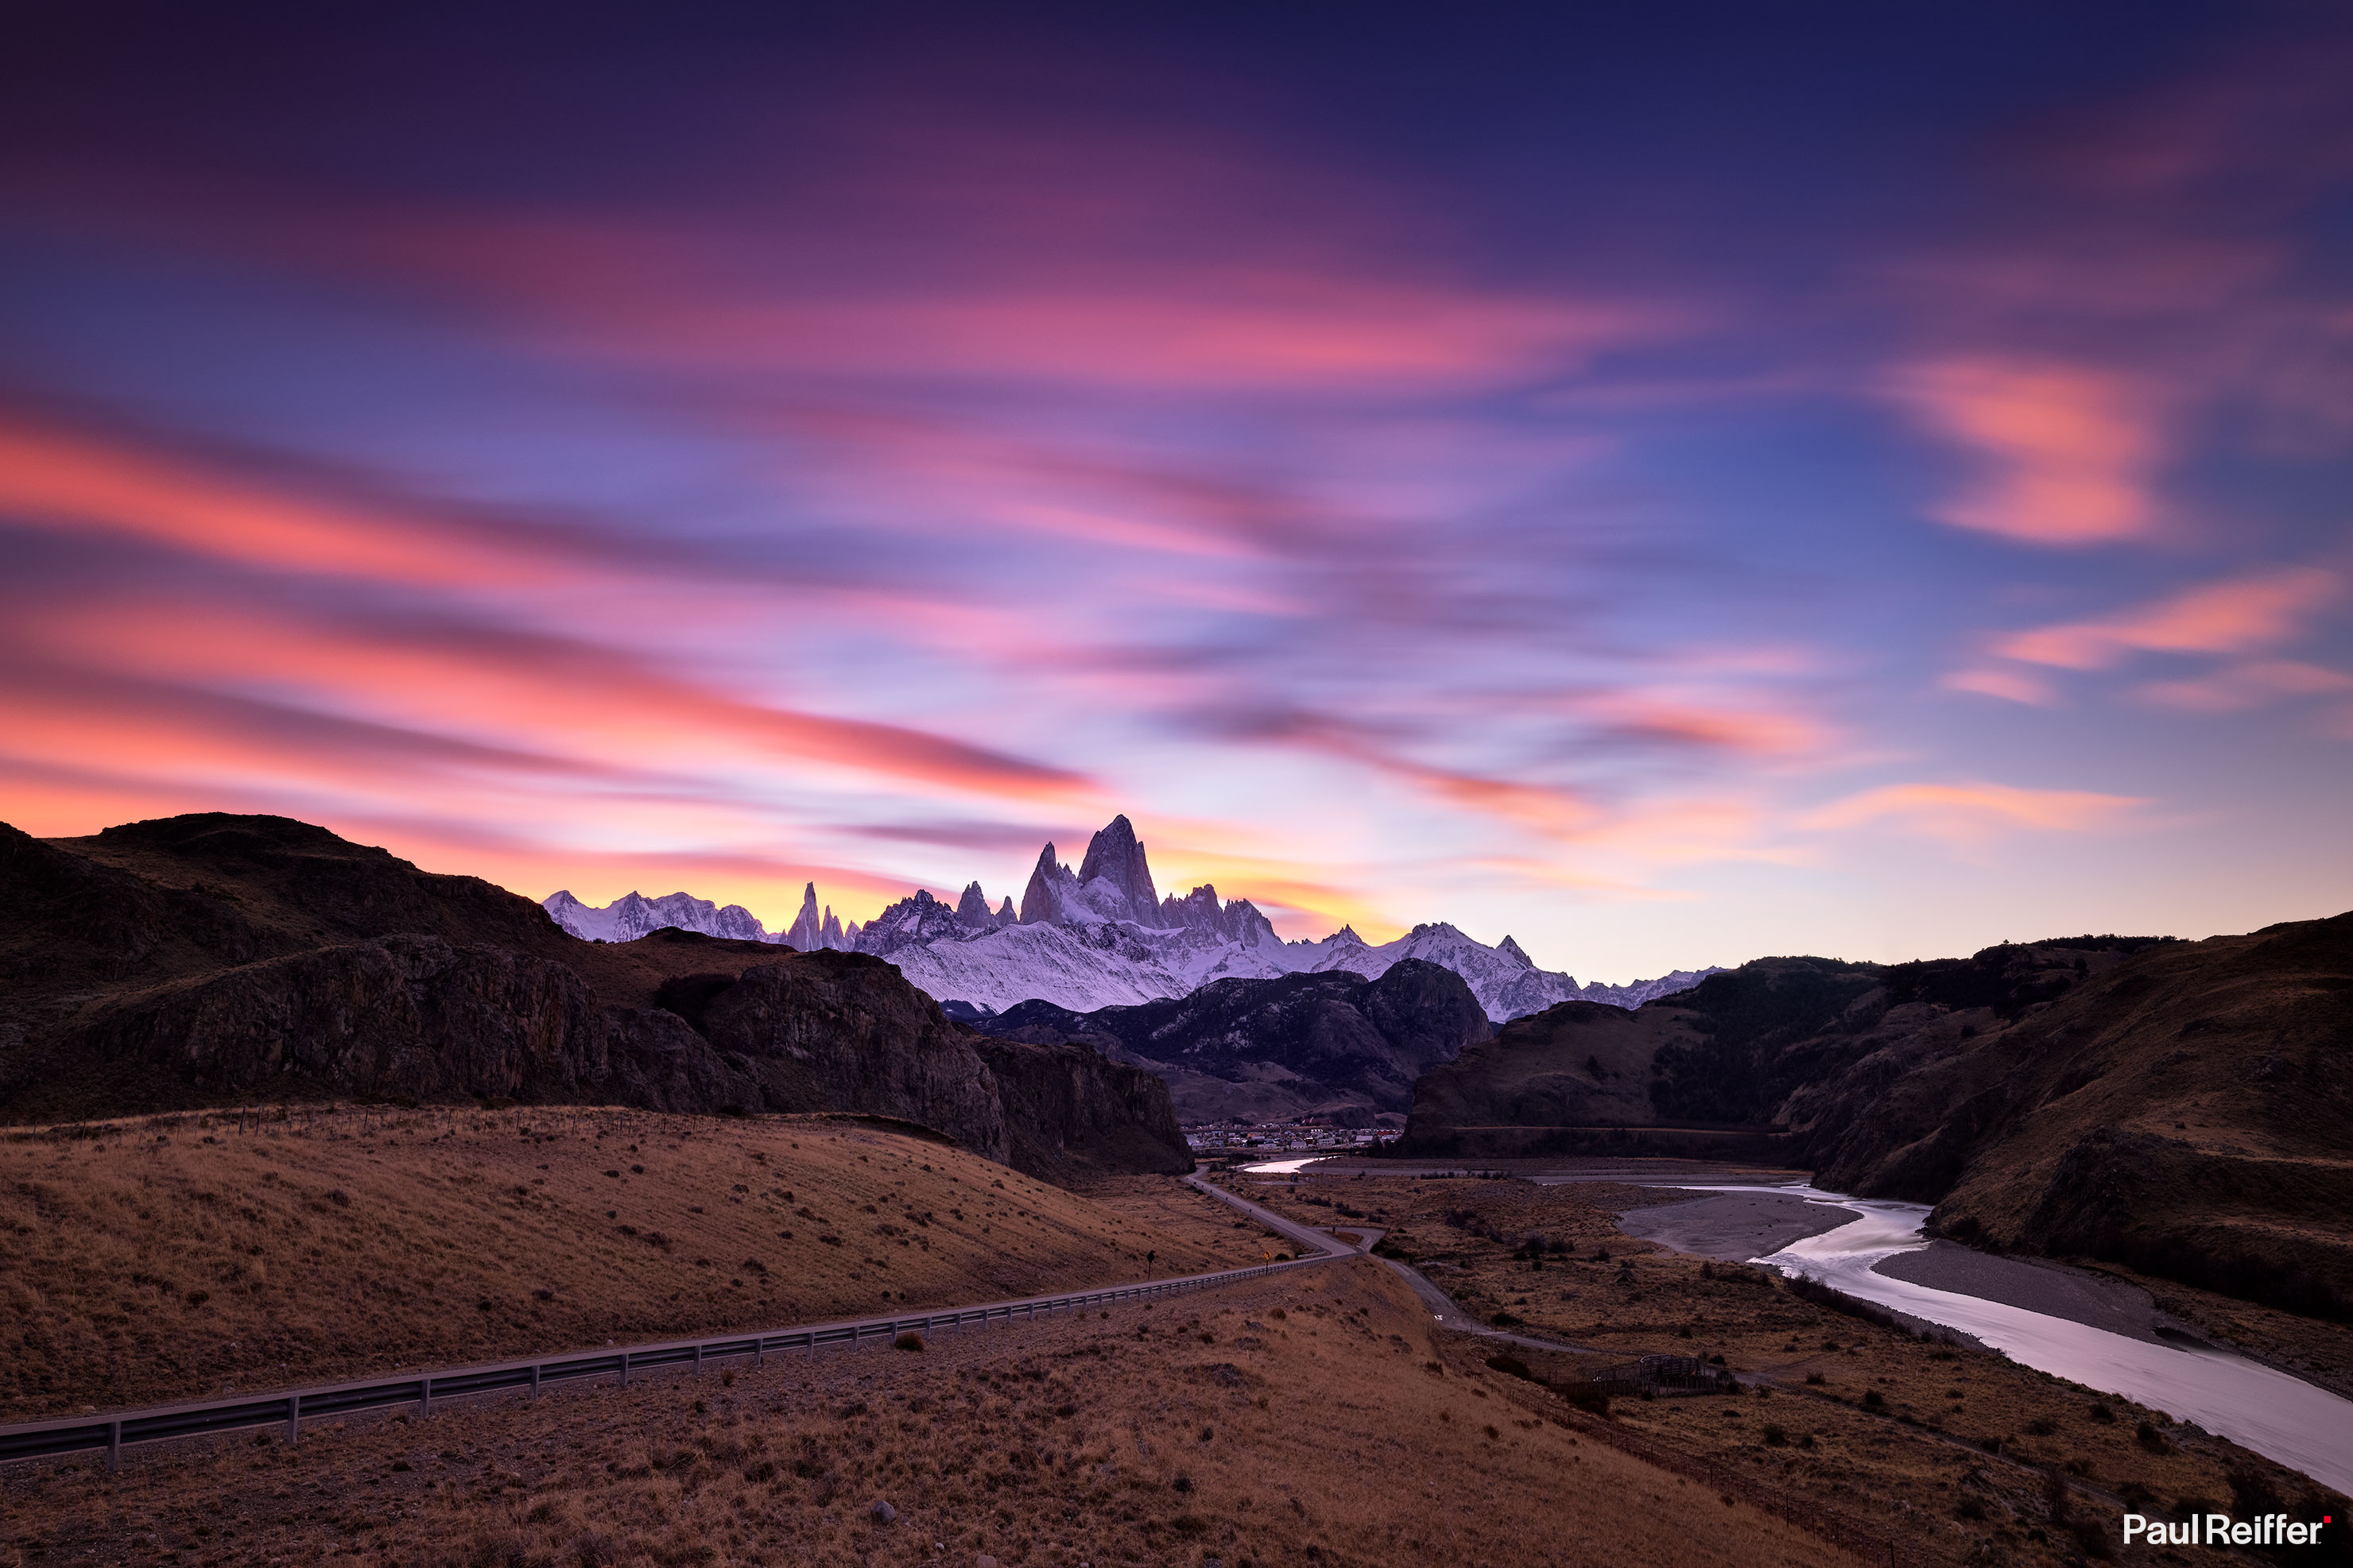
<box><xmin>0</xmin><ymin>1256</ymin><xmax>1325</xmax><ymax>1472</ymax></box>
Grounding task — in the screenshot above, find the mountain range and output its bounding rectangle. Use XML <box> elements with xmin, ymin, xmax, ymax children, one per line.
<box><xmin>545</xmin><ymin>815</ymin><xmax>1719</xmax><ymax>1023</ymax></box>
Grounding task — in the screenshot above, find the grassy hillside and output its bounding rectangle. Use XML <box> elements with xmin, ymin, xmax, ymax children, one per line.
<box><xmin>6</xmin><ymin>1256</ymin><xmax>1866</xmax><ymax>1568</ymax></box>
<box><xmin>0</xmin><ymin>1108</ymin><xmax>1260</xmax><ymax>1421</ymax></box>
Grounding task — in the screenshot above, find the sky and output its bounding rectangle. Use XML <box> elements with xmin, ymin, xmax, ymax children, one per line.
<box><xmin>2</xmin><ymin>2</ymin><xmax>2349</xmax><ymax>981</ymax></box>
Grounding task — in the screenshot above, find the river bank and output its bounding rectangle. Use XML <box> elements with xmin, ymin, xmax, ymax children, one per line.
<box><xmin>1612</xmin><ymin>1181</ymin><xmax>2353</xmax><ymax>1496</ymax></box>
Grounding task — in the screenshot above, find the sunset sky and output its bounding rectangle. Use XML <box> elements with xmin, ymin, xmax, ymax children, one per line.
<box><xmin>3</xmin><ymin>3</ymin><xmax>2349</xmax><ymax>980</ymax></box>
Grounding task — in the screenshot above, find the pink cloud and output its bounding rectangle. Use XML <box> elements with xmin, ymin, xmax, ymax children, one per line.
<box><xmin>1893</xmin><ymin>357</ymin><xmax>2166</xmax><ymax>546</ymax></box>
<box><xmin>1994</xmin><ymin>566</ymin><xmax>2339</xmax><ymax>669</ymax></box>
<box><xmin>1804</xmin><ymin>780</ymin><xmax>2149</xmax><ymax>842</ymax></box>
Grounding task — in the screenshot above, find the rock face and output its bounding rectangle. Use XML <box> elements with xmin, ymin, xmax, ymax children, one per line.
<box><xmin>970</xmin><ymin>1035</ymin><xmax>1192</xmax><ymax>1180</ymax></box>
<box><xmin>683</xmin><ymin>950</ymin><xmax>1011</xmax><ymax>1160</ymax></box>
<box><xmin>0</xmin><ymin>814</ymin><xmax>1189</xmax><ymax>1180</ymax></box>
<box><xmin>970</xmin><ymin>960</ymin><xmax>1490</xmax><ymax>1124</ymax></box>
<box><xmin>1074</xmin><ymin>815</ymin><xmax>1158</xmax><ymax>924</ymax></box>
<box><xmin>1397</xmin><ymin>920</ymin><xmax>2353</xmax><ymax>1321</ymax></box>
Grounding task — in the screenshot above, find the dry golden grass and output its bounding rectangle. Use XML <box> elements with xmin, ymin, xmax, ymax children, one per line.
<box><xmin>0</xmin><ymin>1108</ymin><xmax>1263</xmax><ymax>1422</ymax></box>
<box><xmin>1224</xmin><ymin>1171</ymin><xmax>2347</xmax><ymax>1566</ymax></box>
<box><xmin>1</xmin><ymin>1258</ymin><xmax>1867</xmax><ymax>1568</ymax></box>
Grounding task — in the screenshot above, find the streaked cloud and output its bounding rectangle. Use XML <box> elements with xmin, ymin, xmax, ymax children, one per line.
<box><xmin>1994</xmin><ymin>567</ymin><xmax>2339</xmax><ymax>670</ymax></box>
<box><xmin>1804</xmin><ymin>780</ymin><xmax>2149</xmax><ymax>842</ymax></box>
<box><xmin>1942</xmin><ymin>667</ymin><xmax>2062</xmax><ymax>707</ymax></box>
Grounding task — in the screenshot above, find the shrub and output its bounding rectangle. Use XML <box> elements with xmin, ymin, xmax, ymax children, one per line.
<box><xmin>2135</xmin><ymin>1420</ymin><xmax>2168</xmax><ymax>1454</ymax></box>
<box><xmin>1860</xmin><ymin>1389</ymin><xmax>1885</xmax><ymax>1411</ymax></box>
<box><xmin>893</xmin><ymin>1332</ymin><xmax>925</xmax><ymax>1353</ymax></box>
<box><xmin>2070</xmin><ymin>1516</ymin><xmax>2114</xmax><ymax>1560</ymax></box>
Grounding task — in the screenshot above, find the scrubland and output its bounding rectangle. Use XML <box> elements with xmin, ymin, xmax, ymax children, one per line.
<box><xmin>1223</xmin><ymin>1169</ymin><xmax>2350</xmax><ymax>1567</ymax></box>
<box><xmin>2</xmin><ymin>1257</ymin><xmax>1862</xmax><ymax>1568</ymax></box>
<box><xmin>0</xmin><ymin>1108</ymin><xmax>1262</xmax><ymax>1421</ymax></box>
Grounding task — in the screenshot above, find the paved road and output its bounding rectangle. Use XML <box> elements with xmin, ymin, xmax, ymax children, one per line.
<box><xmin>1186</xmin><ymin>1175</ymin><xmax>1606</xmax><ymax>1360</ymax></box>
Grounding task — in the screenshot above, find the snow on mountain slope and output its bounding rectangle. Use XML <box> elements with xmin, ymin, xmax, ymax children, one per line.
<box><xmin>544</xmin><ymin>889</ymin><xmax>781</xmax><ymax>944</ymax></box>
<box><xmin>544</xmin><ymin>815</ymin><xmax>1722</xmax><ymax>1021</ymax></box>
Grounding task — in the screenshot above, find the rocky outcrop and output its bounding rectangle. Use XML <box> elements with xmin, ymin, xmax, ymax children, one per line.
<box><xmin>971</xmin><ymin>1035</ymin><xmax>1192</xmax><ymax>1179</ymax></box>
<box><xmin>971</xmin><ymin>959</ymin><xmax>1490</xmax><ymax>1124</ymax></box>
<box><xmin>688</xmin><ymin>950</ymin><xmax>1011</xmax><ymax>1160</ymax></box>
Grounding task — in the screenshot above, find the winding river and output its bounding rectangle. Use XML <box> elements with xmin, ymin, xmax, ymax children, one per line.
<box><xmin>1712</xmin><ymin>1183</ymin><xmax>2353</xmax><ymax>1497</ymax></box>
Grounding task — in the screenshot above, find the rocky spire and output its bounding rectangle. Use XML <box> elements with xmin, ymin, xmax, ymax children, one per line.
<box><xmin>1019</xmin><ymin>842</ymin><xmax>1074</xmax><ymax>924</ymax></box>
<box><xmin>1497</xmin><ymin>935</ymin><xmax>1535</xmax><ymax>970</ymax></box>
<box><xmin>1076</xmin><ymin>814</ymin><xmax>1158</xmax><ymax>924</ymax></box>
<box><xmin>785</xmin><ymin>882</ymin><xmax>822</xmax><ymax>950</ymax></box>
<box><xmin>820</xmin><ymin>907</ymin><xmax>843</xmax><ymax>949</ymax></box>
<box><xmin>955</xmin><ymin>881</ymin><xmax>994</xmax><ymax>929</ymax></box>
<box><xmin>995</xmin><ymin>896</ymin><xmax>1017</xmax><ymax>927</ymax></box>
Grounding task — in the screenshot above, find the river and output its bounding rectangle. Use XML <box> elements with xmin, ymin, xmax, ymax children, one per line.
<box><xmin>1708</xmin><ymin>1183</ymin><xmax>2353</xmax><ymax>1497</ymax></box>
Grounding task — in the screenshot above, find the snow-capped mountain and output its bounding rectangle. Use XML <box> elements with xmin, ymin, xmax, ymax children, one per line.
<box><xmin>543</xmin><ymin>888</ymin><xmax>779</xmax><ymax>944</ymax></box>
<box><xmin>542</xmin><ymin>815</ymin><xmax>1722</xmax><ymax>1021</ymax></box>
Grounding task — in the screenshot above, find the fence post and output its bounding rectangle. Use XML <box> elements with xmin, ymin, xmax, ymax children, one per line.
<box><xmin>287</xmin><ymin>1396</ymin><xmax>300</xmax><ymax>1444</ymax></box>
<box><xmin>621</xmin><ymin>1353</ymin><xmax>630</xmax><ymax>1388</ymax></box>
<box><xmin>755</xmin><ymin>1339</ymin><xmax>763</xmax><ymax>1370</ymax></box>
<box><xmin>529</xmin><ymin>1364</ymin><xmax>541</xmax><ymax>1400</ymax></box>
<box><xmin>421</xmin><ymin>1376</ymin><xmax>432</xmax><ymax>1419</ymax></box>
<box><xmin>107</xmin><ymin>1419</ymin><xmax>121</xmax><ymax>1473</ymax></box>
<box><xmin>693</xmin><ymin>1344</ymin><xmax>703</xmax><ymax>1375</ymax></box>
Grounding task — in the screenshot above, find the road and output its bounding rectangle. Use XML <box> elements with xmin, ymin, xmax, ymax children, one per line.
<box><xmin>1186</xmin><ymin>1173</ymin><xmax>1607</xmax><ymax>1360</ymax></box>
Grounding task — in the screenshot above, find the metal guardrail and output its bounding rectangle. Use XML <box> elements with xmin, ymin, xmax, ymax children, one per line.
<box><xmin>0</xmin><ymin>1257</ymin><xmax>1326</xmax><ymax>1471</ymax></box>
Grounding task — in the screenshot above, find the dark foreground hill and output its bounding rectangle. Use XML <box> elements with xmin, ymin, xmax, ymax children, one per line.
<box><xmin>966</xmin><ymin>960</ymin><xmax>1491</xmax><ymax>1125</ymax></box>
<box><xmin>1400</xmin><ymin>918</ymin><xmax>2353</xmax><ymax>1318</ymax></box>
<box><xmin>0</xmin><ymin>813</ymin><xmax>1188</xmax><ymax>1179</ymax></box>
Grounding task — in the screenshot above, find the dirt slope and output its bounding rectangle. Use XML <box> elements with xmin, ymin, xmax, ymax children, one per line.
<box><xmin>0</xmin><ymin>1108</ymin><xmax>1259</xmax><ymax>1422</ymax></box>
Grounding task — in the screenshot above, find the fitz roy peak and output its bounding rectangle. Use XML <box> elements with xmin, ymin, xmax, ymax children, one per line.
<box><xmin>542</xmin><ymin>815</ymin><xmax>1719</xmax><ymax>1023</ymax></box>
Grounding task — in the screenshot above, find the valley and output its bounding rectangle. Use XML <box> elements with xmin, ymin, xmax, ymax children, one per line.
<box><xmin>1210</xmin><ymin>1160</ymin><xmax>2351</xmax><ymax>1564</ymax></box>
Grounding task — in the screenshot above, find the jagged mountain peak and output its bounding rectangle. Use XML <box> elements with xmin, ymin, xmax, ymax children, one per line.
<box><xmin>1076</xmin><ymin>814</ymin><xmax>1158</xmax><ymax>923</ymax></box>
